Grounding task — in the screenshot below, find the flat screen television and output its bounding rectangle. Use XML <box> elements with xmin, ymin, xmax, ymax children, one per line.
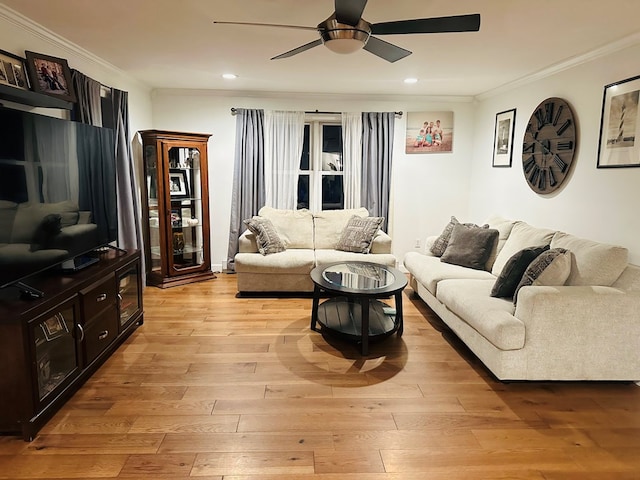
<box><xmin>0</xmin><ymin>106</ymin><xmax>118</xmax><ymax>294</ymax></box>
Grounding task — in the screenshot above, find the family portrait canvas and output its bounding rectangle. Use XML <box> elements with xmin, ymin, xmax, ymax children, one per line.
<box><xmin>25</xmin><ymin>51</ymin><xmax>76</xmax><ymax>102</ymax></box>
<box><xmin>405</xmin><ymin>111</ymin><xmax>454</xmax><ymax>154</ymax></box>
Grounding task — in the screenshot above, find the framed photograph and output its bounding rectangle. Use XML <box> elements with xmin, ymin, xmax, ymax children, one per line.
<box><xmin>169</xmin><ymin>169</ymin><xmax>190</xmax><ymax>198</ymax></box>
<box><xmin>597</xmin><ymin>74</ymin><xmax>640</xmax><ymax>168</ymax></box>
<box><xmin>24</xmin><ymin>51</ymin><xmax>76</xmax><ymax>102</ymax></box>
<box><xmin>405</xmin><ymin>111</ymin><xmax>454</xmax><ymax>154</ymax></box>
<box><xmin>0</xmin><ymin>49</ymin><xmax>30</xmax><ymax>90</ymax></box>
<box><xmin>492</xmin><ymin>108</ymin><xmax>516</xmax><ymax>167</ymax></box>
<box><xmin>40</xmin><ymin>314</ymin><xmax>69</xmax><ymax>341</ymax></box>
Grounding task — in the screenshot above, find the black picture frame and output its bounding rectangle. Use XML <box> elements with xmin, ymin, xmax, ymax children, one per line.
<box><xmin>492</xmin><ymin>108</ymin><xmax>516</xmax><ymax>167</ymax></box>
<box><xmin>597</xmin><ymin>74</ymin><xmax>640</xmax><ymax>168</ymax></box>
<box><xmin>24</xmin><ymin>51</ymin><xmax>76</xmax><ymax>102</ymax></box>
<box><xmin>0</xmin><ymin>49</ymin><xmax>30</xmax><ymax>90</ymax></box>
<box><xmin>169</xmin><ymin>169</ymin><xmax>190</xmax><ymax>198</ymax></box>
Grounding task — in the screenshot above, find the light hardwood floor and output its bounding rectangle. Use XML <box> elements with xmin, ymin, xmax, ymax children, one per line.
<box><xmin>1</xmin><ymin>272</ymin><xmax>639</xmax><ymax>479</ymax></box>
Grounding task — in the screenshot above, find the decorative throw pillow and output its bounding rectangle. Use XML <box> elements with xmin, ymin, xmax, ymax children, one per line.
<box><xmin>243</xmin><ymin>216</ymin><xmax>286</xmax><ymax>256</ymax></box>
<box><xmin>30</xmin><ymin>213</ymin><xmax>62</xmax><ymax>251</ymax></box>
<box><xmin>513</xmin><ymin>248</ymin><xmax>572</xmax><ymax>304</ymax></box>
<box><xmin>490</xmin><ymin>245</ymin><xmax>549</xmax><ymax>298</ymax></box>
<box><xmin>430</xmin><ymin>216</ymin><xmax>487</xmax><ymax>257</ymax></box>
<box><xmin>440</xmin><ymin>223</ymin><xmax>499</xmax><ymax>270</ymax></box>
<box><xmin>335</xmin><ymin>215</ymin><xmax>384</xmax><ymax>253</ymax></box>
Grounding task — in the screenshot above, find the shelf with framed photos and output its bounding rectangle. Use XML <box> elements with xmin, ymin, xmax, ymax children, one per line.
<box><xmin>140</xmin><ymin>130</ymin><xmax>214</xmax><ymax>288</ymax></box>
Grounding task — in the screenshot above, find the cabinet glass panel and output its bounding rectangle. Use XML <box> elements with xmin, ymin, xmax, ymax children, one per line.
<box><xmin>33</xmin><ymin>306</ymin><xmax>78</xmax><ymax>401</ymax></box>
<box><xmin>118</xmin><ymin>266</ymin><xmax>141</xmax><ymax>330</ymax></box>
<box><xmin>145</xmin><ymin>143</ymin><xmax>162</xmax><ymax>273</ymax></box>
<box><xmin>168</xmin><ymin>146</ymin><xmax>204</xmax><ymax>271</ymax></box>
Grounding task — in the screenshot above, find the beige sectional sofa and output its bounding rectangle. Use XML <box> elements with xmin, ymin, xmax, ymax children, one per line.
<box><xmin>403</xmin><ymin>215</ymin><xmax>640</xmax><ymax>381</ymax></box>
<box><xmin>235</xmin><ymin>207</ymin><xmax>396</xmax><ymax>293</ymax></box>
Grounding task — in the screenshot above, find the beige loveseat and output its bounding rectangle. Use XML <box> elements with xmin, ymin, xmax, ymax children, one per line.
<box><xmin>235</xmin><ymin>207</ymin><xmax>396</xmax><ymax>293</ymax></box>
<box><xmin>403</xmin><ymin>215</ymin><xmax>640</xmax><ymax>381</ymax></box>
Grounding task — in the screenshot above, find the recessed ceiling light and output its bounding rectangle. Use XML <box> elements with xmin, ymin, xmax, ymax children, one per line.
<box><xmin>404</xmin><ymin>78</ymin><xmax>418</xmax><ymax>84</ymax></box>
<box><xmin>222</xmin><ymin>73</ymin><xmax>237</xmax><ymax>80</ymax></box>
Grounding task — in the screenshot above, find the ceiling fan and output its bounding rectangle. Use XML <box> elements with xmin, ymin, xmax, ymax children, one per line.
<box><xmin>214</xmin><ymin>0</ymin><xmax>480</xmax><ymax>63</ymax></box>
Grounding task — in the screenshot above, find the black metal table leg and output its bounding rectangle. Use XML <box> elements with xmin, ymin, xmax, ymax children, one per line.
<box><xmin>395</xmin><ymin>290</ymin><xmax>404</xmax><ymax>336</ymax></box>
<box><xmin>360</xmin><ymin>297</ymin><xmax>370</xmax><ymax>355</ymax></box>
<box><xmin>311</xmin><ymin>284</ymin><xmax>321</xmax><ymax>331</ymax></box>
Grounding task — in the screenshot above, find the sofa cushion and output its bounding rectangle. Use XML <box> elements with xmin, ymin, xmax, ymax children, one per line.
<box><xmin>315</xmin><ymin>249</ymin><xmax>397</xmax><ymax>269</ymax></box>
<box><xmin>440</xmin><ymin>224</ymin><xmax>499</xmax><ymax>270</ymax></box>
<box><xmin>335</xmin><ymin>215</ymin><xmax>384</xmax><ymax>253</ymax></box>
<box><xmin>430</xmin><ymin>216</ymin><xmax>485</xmax><ymax>257</ymax></box>
<box><xmin>313</xmin><ymin>207</ymin><xmax>369</xmax><ymax>249</ymax></box>
<box><xmin>30</xmin><ymin>213</ymin><xmax>62</xmax><ymax>252</ymax></box>
<box><xmin>513</xmin><ymin>248</ymin><xmax>572</xmax><ymax>303</ymax></box>
<box><xmin>234</xmin><ymin>249</ymin><xmax>315</xmax><ymax>274</ymax></box>
<box><xmin>258</xmin><ymin>206</ymin><xmax>314</xmax><ymax>249</ymax></box>
<box><xmin>491</xmin><ymin>245</ymin><xmax>549</xmax><ymax>298</ymax></box>
<box><xmin>550</xmin><ymin>232</ymin><xmax>628</xmax><ymax>286</ymax></box>
<box><xmin>435</xmin><ymin>279</ymin><xmax>524</xmax><ymax>350</ymax></box>
<box><xmin>244</xmin><ymin>216</ymin><xmax>286</xmax><ymax>255</ymax></box>
<box><xmin>11</xmin><ymin>201</ymin><xmax>80</xmax><ymax>244</ymax></box>
<box><xmin>484</xmin><ymin>215</ymin><xmax>517</xmax><ymax>270</ymax></box>
<box><xmin>404</xmin><ymin>251</ymin><xmax>495</xmax><ymax>295</ymax></box>
<box><xmin>0</xmin><ymin>201</ymin><xmax>17</xmax><ymax>244</ymax></box>
<box><xmin>491</xmin><ymin>221</ymin><xmax>556</xmax><ymax>277</ymax></box>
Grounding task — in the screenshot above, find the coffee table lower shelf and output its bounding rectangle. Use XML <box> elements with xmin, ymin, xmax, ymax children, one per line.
<box><xmin>314</xmin><ymin>297</ymin><xmax>401</xmax><ymax>352</ymax></box>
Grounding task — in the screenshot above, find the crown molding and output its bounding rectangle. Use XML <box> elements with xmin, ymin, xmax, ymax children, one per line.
<box><xmin>475</xmin><ymin>31</ymin><xmax>640</xmax><ymax>101</ymax></box>
<box><xmin>0</xmin><ymin>4</ymin><xmax>147</xmax><ymax>89</ymax></box>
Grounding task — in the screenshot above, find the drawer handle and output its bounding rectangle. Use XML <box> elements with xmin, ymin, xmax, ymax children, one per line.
<box><xmin>96</xmin><ymin>293</ymin><xmax>108</xmax><ymax>302</ymax></box>
<box><xmin>76</xmin><ymin>323</ymin><xmax>85</xmax><ymax>342</ymax></box>
<box><xmin>98</xmin><ymin>330</ymin><xmax>109</xmax><ymax>340</ymax></box>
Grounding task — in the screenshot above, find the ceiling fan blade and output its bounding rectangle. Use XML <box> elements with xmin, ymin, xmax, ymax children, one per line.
<box><xmin>363</xmin><ymin>36</ymin><xmax>412</xmax><ymax>63</ymax></box>
<box><xmin>334</xmin><ymin>0</ymin><xmax>368</xmax><ymax>26</ymax></box>
<box><xmin>371</xmin><ymin>13</ymin><xmax>481</xmax><ymax>35</ymax></box>
<box><xmin>214</xmin><ymin>20</ymin><xmax>317</xmax><ymax>32</ymax></box>
<box><xmin>271</xmin><ymin>39</ymin><xmax>323</xmax><ymax>60</ymax></box>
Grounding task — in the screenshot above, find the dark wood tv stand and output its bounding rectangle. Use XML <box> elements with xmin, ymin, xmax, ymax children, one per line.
<box><xmin>0</xmin><ymin>249</ymin><xmax>143</xmax><ymax>441</ymax></box>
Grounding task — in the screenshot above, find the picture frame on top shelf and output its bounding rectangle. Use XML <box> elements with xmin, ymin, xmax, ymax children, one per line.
<box><xmin>597</xmin><ymin>74</ymin><xmax>640</xmax><ymax>168</ymax></box>
<box><xmin>0</xmin><ymin>49</ymin><xmax>30</xmax><ymax>90</ymax></box>
<box><xmin>169</xmin><ymin>169</ymin><xmax>190</xmax><ymax>199</ymax></box>
<box><xmin>492</xmin><ymin>108</ymin><xmax>516</xmax><ymax>167</ymax></box>
<box><xmin>24</xmin><ymin>51</ymin><xmax>76</xmax><ymax>102</ymax></box>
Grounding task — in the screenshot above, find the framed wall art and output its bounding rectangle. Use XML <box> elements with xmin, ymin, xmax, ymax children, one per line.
<box><xmin>405</xmin><ymin>111</ymin><xmax>454</xmax><ymax>154</ymax></box>
<box><xmin>24</xmin><ymin>51</ymin><xmax>76</xmax><ymax>102</ymax></box>
<box><xmin>597</xmin><ymin>74</ymin><xmax>640</xmax><ymax>168</ymax></box>
<box><xmin>0</xmin><ymin>49</ymin><xmax>30</xmax><ymax>90</ymax></box>
<box><xmin>169</xmin><ymin>169</ymin><xmax>190</xmax><ymax>198</ymax></box>
<box><xmin>492</xmin><ymin>108</ymin><xmax>516</xmax><ymax>167</ymax></box>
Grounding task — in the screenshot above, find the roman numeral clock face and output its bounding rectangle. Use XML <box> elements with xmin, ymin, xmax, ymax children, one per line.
<box><xmin>522</xmin><ymin>97</ymin><xmax>576</xmax><ymax>193</ymax></box>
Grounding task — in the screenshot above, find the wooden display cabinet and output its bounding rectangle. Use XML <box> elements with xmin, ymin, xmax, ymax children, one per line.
<box><xmin>139</xmin><ymin>130</ymin><xmax>215</xmax><ymax>288</ymax></box>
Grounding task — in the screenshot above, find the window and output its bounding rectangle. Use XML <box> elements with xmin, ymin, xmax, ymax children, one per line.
<box><xmin>297</xmin><ymin>119</ymin><xmax>344</xmax><ymax>211</ymax></box>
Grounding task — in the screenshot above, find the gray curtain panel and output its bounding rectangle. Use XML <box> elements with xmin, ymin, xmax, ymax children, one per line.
<box><xmin>71</xmin><ymin>70</ymin><xmax>143</xmax><ymax>274</ymax></box>
<box><xmin>227</xmin><ymin>108</ymin><xmax>265</xmax><ymax>271</ymax></box>
<box><xmin>361</xmin><ymin>112</ymin><xmax>395</xmax><ymax>231</ymax></box>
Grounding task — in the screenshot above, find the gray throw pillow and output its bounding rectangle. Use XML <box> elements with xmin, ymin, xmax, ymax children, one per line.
<box><xmin>430</xmin><ymin>216</ymin><xmax>488</xmax><ymax>257</ymax></box>
<box><xmin>513</xmin><ymin>248</ymin><xmax>572</xmax><ymax>304</ymax></box>
<box><xmin>491</xmin><ymin>245</ymin><xmax>549</xmax><ymax>298</ymax></box>
<box><xmin>440</xmin><ymin>223</ymin><xmax>499</xmax><ymax>270</ymax></box>
<box><xmin>335</xmin><ymin>215</ymin><xmax>384</xmax><ymax>253</ymax></box>
<box><xmin>243</xmin><ymin>216</ymin><xmax>286</xmax><ymax>255</ymax></box>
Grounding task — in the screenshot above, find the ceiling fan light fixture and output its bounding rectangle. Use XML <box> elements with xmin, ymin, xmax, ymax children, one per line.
<box><xmin>323</xmin><ymin>37</ymin><xmax>365</xmax><ymax>54</ymax></box>
<box><xmin>319</xmin><ymin>16</ymin><xmax>371</xmax><ymax>54</ymax></box>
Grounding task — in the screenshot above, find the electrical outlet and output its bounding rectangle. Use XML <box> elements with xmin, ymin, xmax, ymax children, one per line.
<box><xmin>414</xmin><ymin>238</ymin><xmax>421</xmax><ymax>249</ymax></box>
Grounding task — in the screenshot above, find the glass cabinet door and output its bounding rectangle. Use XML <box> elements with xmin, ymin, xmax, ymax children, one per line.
<box><xmin>145</xmin><ymin>143</ymin><xmax>162</xmax><ymax>276</ymax></box>
<box><xmin>117</xmin><ymin>262</ymin><xmax>142</xmax><ymax>332</ymax></box>
<box><xmin>31</xmin><ymin>300</ymin><xmax>80</xmax><ymax>403</ymax></box>
<box><xmin>167</xmin><ymin>146</ymin><xmax>205</xmax><ymax>274</ymax></box>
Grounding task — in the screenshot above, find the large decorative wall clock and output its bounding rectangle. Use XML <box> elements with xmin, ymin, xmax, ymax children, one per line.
<box><xmin>522</xmin><ymin>97</ymin><xmax>576</xmax><ymax>194</ymax></box>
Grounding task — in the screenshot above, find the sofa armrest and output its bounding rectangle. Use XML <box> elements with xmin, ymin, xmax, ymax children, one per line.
<box><xmin>370</xmin><ymin>230</ymin><xmax>392</xmax><ymax>254</ymax></box>
<box><xmin>238</xmin><ymin>229</ymin><xmax>259</xmax><ymax>253</ymax></box>
<box><xmin>514</xmin><ymin>285</ymin><xmax>640</xmax><ymax>378</ymax></box>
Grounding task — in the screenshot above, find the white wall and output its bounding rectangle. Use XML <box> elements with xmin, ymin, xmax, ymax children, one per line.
<box><xmin>150</xmin><ymin>90</ymin><xmax>476</xmax><ymax>270</ymax></box>
<box><xmin>469</xmin><ymin>42</ymin><xmax>640</xmax><ymax>265</ymax></box>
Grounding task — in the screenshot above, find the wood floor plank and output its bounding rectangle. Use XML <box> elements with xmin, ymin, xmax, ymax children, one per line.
<box><xmin>1</xmin><ymin>274</ymin><xmax>639</xmax><ymax>479</ymax></box>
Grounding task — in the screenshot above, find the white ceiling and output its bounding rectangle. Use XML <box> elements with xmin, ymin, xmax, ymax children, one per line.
<box><xmin>3</xmin><ymin>0</ymin><xmax>640</xmax><ymax>97</ymax></box>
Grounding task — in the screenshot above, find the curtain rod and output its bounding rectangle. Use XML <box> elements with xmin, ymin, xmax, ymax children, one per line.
<box><xmin>230</xmin><ymin>108</ymin><xmax>402</xmax><ymax>117</ymax></box>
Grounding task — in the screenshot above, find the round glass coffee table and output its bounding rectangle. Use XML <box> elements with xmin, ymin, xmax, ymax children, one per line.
<box><xmin>310</xmin><ymin>261</ymin><xmax>407</xmax><ymax>355</ymax></box>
